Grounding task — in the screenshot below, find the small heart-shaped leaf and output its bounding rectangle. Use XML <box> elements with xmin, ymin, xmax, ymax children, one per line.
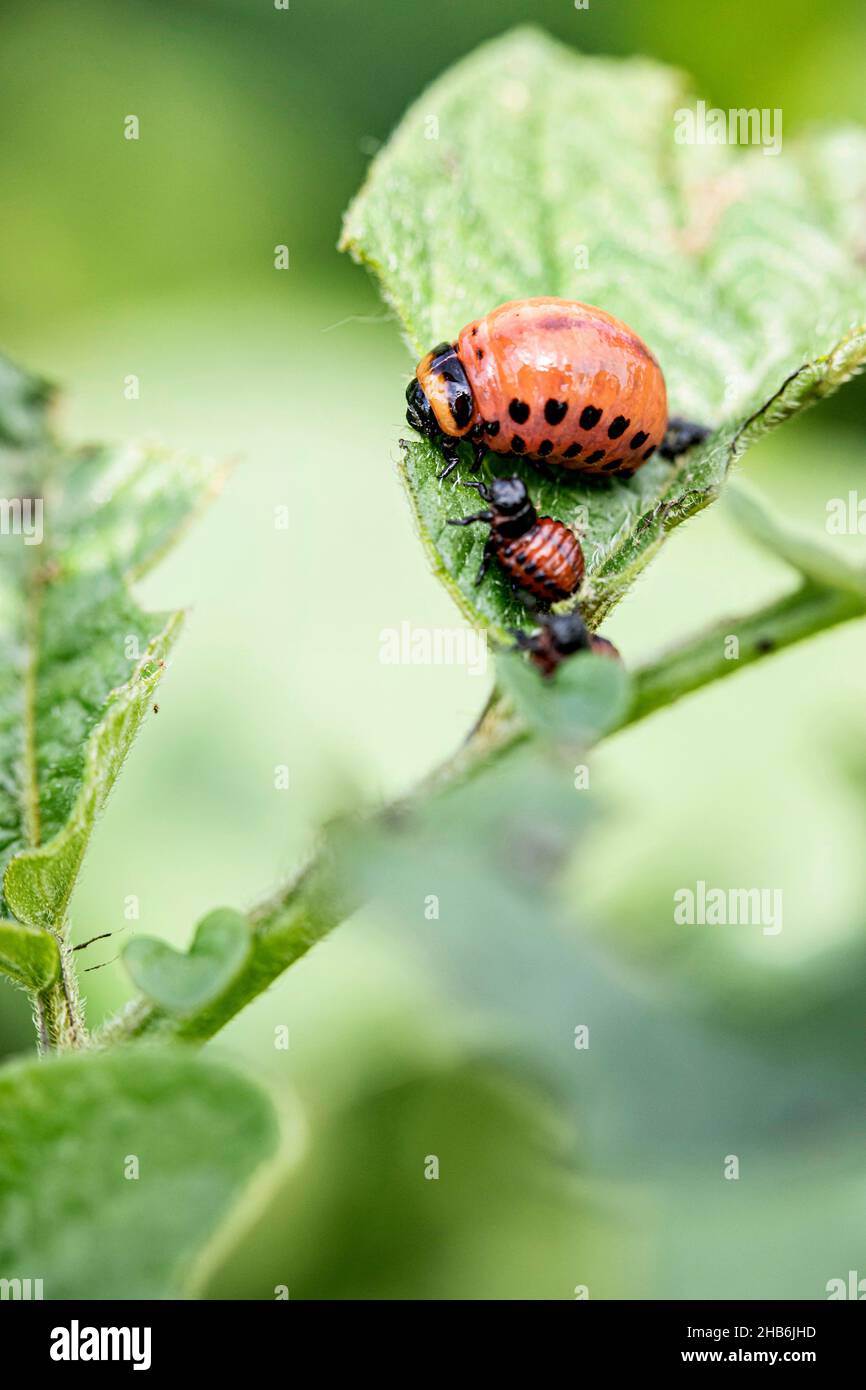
<box><xmin>0</xmin><ymin>919</ymin><xmax>60</xmax><ymax>992</ymax></box>
<box><xmin>497</xmin><ymin>648</ymin><xmax>632</xmax><ymax>753</ymax></box>
<box><xmin>124</xmin><ymin>908</ymin><xmax>250</xmax><ymax>1016</ymax></box>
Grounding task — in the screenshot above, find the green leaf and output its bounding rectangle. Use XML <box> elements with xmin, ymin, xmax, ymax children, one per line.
<box><xmin>0</xmin><ymin>919</ymin><xmax>59</xmax><ymax>991</ymax></box>
<box><xmin>0</xmin><ymin>1047</ymin><xmax>283</xmax><ymax>1299</ymax></box>
<box><xmin>496</xmin><ymin>648</ymin><xmax>632</xmax><ymax>752</ymax></box>
<box><xmin>0</xmin><ymin>359</ymin><xmax>225</xmax><ymax>930</ymax></box>
<box><xmin>124</xmin><ymin>908</ymin><xmax>252</xmax><ymax>1016</ymax></box>
<box><xmin>0</xmin><ymin>356</ymin><xmax>53</xmax><ymax>447</ymax></box>
<box><xmin>727</xmin><ymin>482</ymin><xmax>866</xmax><ymax>598</ymax></box>
<box><xmin>341</xmin><ymin>27</ymin><xmax>866</xmax><ymax>637</ymax></box>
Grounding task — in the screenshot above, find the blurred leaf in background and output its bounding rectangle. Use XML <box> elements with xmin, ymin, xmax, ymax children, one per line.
<box><xmin>0</xmin><ymin>1048</ymin><xmax>287</xmax><ymax>1298</ymax></box>
<box><xmin>1</xmin><ymin>0</ymin><xmax>865</xmax><ymax>1300</ymax></box>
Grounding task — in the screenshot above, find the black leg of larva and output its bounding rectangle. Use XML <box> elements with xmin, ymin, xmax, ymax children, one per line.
<box><xmin>446</xmin><ymin>510</ymin><xmax>493</xmax><ymax>528</ymax></box>
<box><xmin>508</xmin><ymin>627</ymin><xmax>536</xmax><ymax>652</ymax></box>
<box><xmin>469</xmin><ymin>439</ymin><xmax>487</xmax><ymax>474</ymax></box>
<box><xmin>660</xmin><ymin>417</ymin><xmax>710</xmax><ymax>460</ymax></box>
<box><xmin>475</xmin><ymin>537</ymin><xmax>495</xmax><ymax>587</ymax></box>
<box><xmin>437</xmin><ymin>446</ymin><xmax>461</xmax><ymax>481</ymax></box>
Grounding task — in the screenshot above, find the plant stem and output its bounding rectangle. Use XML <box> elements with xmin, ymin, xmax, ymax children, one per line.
<box><xmin>37</xmin><ymin>937</ymin><xmax>88</xmax><ymax>1050</ymax></box>
<box><xmin>100</xmin><ymin>578</ymin><xmax>864</xmax><ymax>1047</ymax></box>
<box><xmin>33</xmin><ymin>994</ymin><xmax>51</xmax><ymax>1055</ymax></box>
<box><xmin>100</xmin><ymin>858</ymin><xmax>349</xmax><ymax>1045</ymax></box>
<box><xmin>100</xmin><ymin>693</ymin><xmax>524</xmax><ymax>1047</ymax></box>
<box><xmin>622</xmin><ymin>581</ymin><xmax>864</xmax><ymax>728</ymax></box>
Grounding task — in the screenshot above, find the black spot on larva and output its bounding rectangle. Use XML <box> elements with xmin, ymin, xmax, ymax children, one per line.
<box><xmin>580</xmin><ymin>405</ymin><xmax>602</xmax><ymax>430</ymax></box>
<box><xmin>509</xmin><ymin>398</ymin><xmax>530</xmax><ymax>424</ymax></box>
<box><xmin>616</xmin><ymin>468</ymin><xmax>635</xmax><ymax>480</ymax></box>
<box><xmin>538</xmin><ymin>439</ymin><xmax>553</xmax><ymax>456</ymax></box>
<box><xmin>485</xmin><ymin>420</ymin><xmax>500</xmax><ymax>436</ymax></box>
<box><xmin>586</xmin><ymin>449</ymin><xmax>606</xmax><ymax>464</ymax></box>
<box><xmin>471</xmin><ymin>326</ymin><xmax>478</xmax><ymax>336</ymax></box>
<box><xmin>564</xmin><ymin>442</ymin><xmax>582</xmax><ymax>458</ymax></box>
<box><xmin>544</xmin><ymin>398</ymin><xmax>568</xmax><ymax>425</ymax></box>
<box><xmin>515</xmin><ymin>552</ymin><xmax>526</xmax><ymax>565</ymax></box>
<box><xmin>607</xmin><ymin>415</ymin><xmax>629</xmax><ymax>439</ymax></box>
<box><xmin>452</xmin><ymin>394</ymin><xmax>472</xmax><ymax>429</ymax></box>
<box><xmin>643</xmin><ymin>444</ymin><xmax>657</xmax><ymax>461</ymax></box>
<box><xmin>602</xmin><ymin>459</ymin><xmax>621</xmax><ymax>472</ymax></box>
<box><xmin>476</xmin><ymin>348</ymin><xmax>484</xmax><ymax>361</ymax></box>
<box><xmin>524</xmin><ymin>561</ymin><xmax>537</xmax><ymax>575</ymax></box>
<box><xmin>511</xmin><ymin>435</ymin><xmax>526</xmax><ymax>453</ymax></box>
<box><xmin>630</xmin><ymin>430</ymin><xmax>648</xmax><ymax>449</ymax></box>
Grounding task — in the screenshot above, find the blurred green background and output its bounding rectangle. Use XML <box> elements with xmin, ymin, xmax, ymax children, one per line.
<box><xmin>1</xmin><ymin>0</ymin><xmax>865</xmax><ymax>1299</ymax></box>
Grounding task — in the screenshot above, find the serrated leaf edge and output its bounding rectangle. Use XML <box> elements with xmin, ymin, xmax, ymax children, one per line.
<box><xmin>3</xmin><ymin>613</ymin><xmax>183</xmax><ymax>931</ymax></box>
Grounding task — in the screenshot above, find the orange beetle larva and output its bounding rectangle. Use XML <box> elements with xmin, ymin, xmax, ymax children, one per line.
<box><xmin>406</xmin><ymin>296</ymin><xmax>707</xmax><ymax>480</ymax></box>
<box><xmin>511</xmin><ymin>610</ymin><xmax>621</xmax><ymax>678</ymax></box>
<box><xmin>447</xmin><ymin>476</ymin><xmax>584</xmax><ymax>608</ymax></box>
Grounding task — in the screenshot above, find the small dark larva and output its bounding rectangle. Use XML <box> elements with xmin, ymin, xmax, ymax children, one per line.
<box><xmin>512</xmin><ymin>611</ymin><xmax>621</xmax><ymax>679</ymax></box>
<box><xmin>446</xmin><ymin>476</ymin><xmax>584</xmax><ymax>607</ymax></box>
<box><xmin>405</xmin><ymin>297</ymin><xmax>709</xmax><ymax>480</ymax></box>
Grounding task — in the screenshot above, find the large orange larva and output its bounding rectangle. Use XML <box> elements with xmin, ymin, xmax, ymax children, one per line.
<box><xmin>406</xmin><ymin>297</ymin><xmax>707</xmax><ymax>480</ymax></box>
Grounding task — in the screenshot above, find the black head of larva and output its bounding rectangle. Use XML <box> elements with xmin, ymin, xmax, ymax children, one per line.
<box><xmin>411</xmin><ymin>342</ymin><xmax>475</xmax><ymax>439</ymax></box>
<box><xmin>405</xmin><ymin>378</ymin><xmax>441</xmax><ymax>441</ymax></box>
<box><xmin>512</xmin><ymin>609</ymin><xmax>590</xmax><ymax>679</ymax></box>
<box><xmin>447</xmin><ymin>475</ymin><xmax>538</xmax><ymax>538</ymax></box>
<box><xmin>483</xmin><ymin>475</ymin><xmax>538</xmax><ymax>539</ymax></box>
<box><xmin>516</xmin><ymin>610</ymin><xmax>620</xmax><ymax>678</ymax></box>
<box><xmin>545</xmin><ymin>610</ymin><xmax>592</xmax><ymax>656</ymax></box>
<box><xmin>487</xmin><ymin>475</ymin><xmax>531</xmax><ymax>517</ymax></box>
